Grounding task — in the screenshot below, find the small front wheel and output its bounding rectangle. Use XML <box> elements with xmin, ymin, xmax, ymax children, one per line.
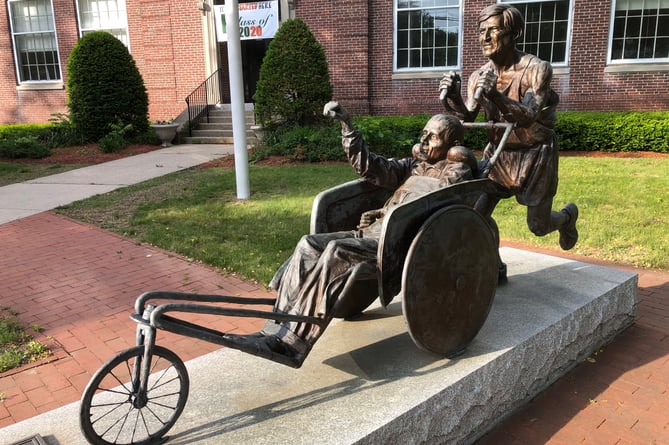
<box><xmin>80</xmin><ymin>345</ymin><xmax>189</xmax><ymax>445</ymax></box>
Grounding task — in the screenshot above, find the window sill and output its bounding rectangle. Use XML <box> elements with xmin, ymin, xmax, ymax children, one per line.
<box><xmin>16</xmin><ymin>82</ymin><xmax>64</xmax><ymax>91</ymax></box>
<box><xmin>392</xmin><ymin>70</ymin><xmax>454</xmax><ymax>80</ymax></box>
<box><xmin>604</xmin><ymin>63</ymin><xmax>669</xmax><ymax>73</ymax></box>
<box><xmin>392</xmin><ymin>66</ymin><xmax>570</xmax><ymax>80</ymax></box>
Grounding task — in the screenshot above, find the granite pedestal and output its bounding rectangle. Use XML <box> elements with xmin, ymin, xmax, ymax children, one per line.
<box><xmin>0</xmin><ymin>248</ymin><xmax>637</xmax><ymax>444</ymax></box>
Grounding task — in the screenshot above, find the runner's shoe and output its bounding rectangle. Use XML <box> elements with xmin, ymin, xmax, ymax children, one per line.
<box><xmin>559</xmin><ymin>203</ymin><xmax>579</xmax><ymax>250</ymax></box>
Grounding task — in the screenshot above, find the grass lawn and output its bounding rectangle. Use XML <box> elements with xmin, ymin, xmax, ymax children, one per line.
<box><xmin>0</xmin><ymin>162</ymin><xmax>85</xmax><ymax>187</ymax></box>
<box><xmin>56</xmin><ymin>156</ymin><xmax>669</xmax><ymax>286</ymax></box>
<box><xmin>0</xmin><ymin>307</ymin><xmax>50</xmax><ymax>373</ymax></box>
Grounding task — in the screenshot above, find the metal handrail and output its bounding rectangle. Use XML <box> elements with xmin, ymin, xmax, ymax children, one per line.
<box><xmin>184</xmin><ymin>69</ymin><xmax>224</xmax><ymax>136</ymax></box>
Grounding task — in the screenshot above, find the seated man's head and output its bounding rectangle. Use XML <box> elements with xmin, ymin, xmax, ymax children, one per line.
<box><xmin>413</xmin><ymin>114</ymin><xmax>464</xmax><ymax>163</ymax></box>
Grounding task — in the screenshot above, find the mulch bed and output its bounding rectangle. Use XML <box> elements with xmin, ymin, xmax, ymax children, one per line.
<box><xmin>0</xmin><ymin>144</ymin><xmax>161</xmax><ymax>165</ymax></box>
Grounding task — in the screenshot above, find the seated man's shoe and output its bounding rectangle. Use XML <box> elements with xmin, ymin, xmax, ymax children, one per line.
<box><xmin>222</xmin><ymin>332</ymin><xmax>304</xmax><ymax>368</ymax></box>
<box><xmin>559</xmin><ymin>203</ymin><xmax>579</xmax><ymax>250</ymax></box>
<box><xmin>498</xmin><ymin>262</ymin><xmax>508</xmax><ymax>285</ymax></box>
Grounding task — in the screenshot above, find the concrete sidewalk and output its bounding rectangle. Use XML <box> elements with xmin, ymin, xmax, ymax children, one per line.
<box><xmin>0</xmin><ymin>144</ymin><xmax>234</xmax><ymax>225</ymax></box>
<box><xmin>0</xmin><ymin>147</ymin><xmax>667</xmax><ymax>444</ymax></box>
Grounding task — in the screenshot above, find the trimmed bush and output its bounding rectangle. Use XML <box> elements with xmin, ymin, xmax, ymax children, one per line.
<box><xmin>67</xmin><ymin>31</ymin><xmax>148</xmax><ymax>142</ymax></box>
<box><xmin>0</xmin><ymin>125</ymin><xmax>52</xmax><ymax>159</ymax></box>
<box><xmin>45</xmin><ymin>113</ymin><xmax>85</xmax><ymax>149</ymax></box>
<box><xmin>0</xmin><ymin>135</ymin><xmax>50</xmax><ymax>159</ymax></box>
<box><xmin>254</xmin><ymin>110</ymin><xmax>669</xmax><ymax>163</ymax></box>
<box><xmin>254</xmin><ymin>19</ymin><xmax>333</xmax><ymax>127</ymax></box>
<box><xmin>557</xmin><ymin>111</ymin><xmax>669</xmax><ymax>153</ymax></box>
<box><xmin>99</xmin><ymin>122</ymin><xmax>133</xmax><ymax>153</ymax></box>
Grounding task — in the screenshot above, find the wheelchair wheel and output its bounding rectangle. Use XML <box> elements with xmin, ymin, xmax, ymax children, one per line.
<box><xmin>80</xmin><ymin>345</ymin><xmax>189</xmax><ymax>445</ymax></box>
<box><xmin>402</xmin><ymin>205</ymin><xmax>498</xmax><ymax>356</ymax></box>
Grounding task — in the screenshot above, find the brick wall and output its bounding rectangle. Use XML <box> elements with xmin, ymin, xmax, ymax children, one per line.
<box><xmin>2</xmin><ymin>0</ymin><xmax>668</xmax><ymax>125</ymax></box>
<box><xmin>0</xmin><ymin>0</ymin><xmax>78</xmax><ymax>124</ymax></box>
<box><xmin>126</xmin><ymin>1</ymin><xmax>207</xmax><ymax>121</ymax></box>
<box><xmin>0</xmin><ymin>0</ymin><xmax>207</xmax><ymax>125</ymax></box>
<box><xmin>565</xmin><ymin>0</ymin><xmax>669</xmax><ymax>111</ymax></box>
<box><xmin>297</xmin><ymin>0</ymin><xmax>669</xmax><ymax>115</ymax></box>
<box><xmin>297</xmin><ymin>0</ymin><xmax>371</xmax><ymax>115</ymax></box>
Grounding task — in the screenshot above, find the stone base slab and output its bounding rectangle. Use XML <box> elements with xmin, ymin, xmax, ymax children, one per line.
<box><xmin>0</xmin><ymin>248</ymin><xmax>637</xmax><ymax>444</ymax></box>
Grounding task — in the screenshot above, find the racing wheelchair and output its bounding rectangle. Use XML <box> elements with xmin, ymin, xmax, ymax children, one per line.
<box><xmin>79</xmin><ymin>122</ymin><xmax>513</xmax><ymax>445</ymax></box>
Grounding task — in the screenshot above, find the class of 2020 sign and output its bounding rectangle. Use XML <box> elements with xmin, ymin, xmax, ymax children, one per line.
<box><xmin>215</xmin><ymin>1</ymin><xmax>279</xmax><ymax>42</ymax></box>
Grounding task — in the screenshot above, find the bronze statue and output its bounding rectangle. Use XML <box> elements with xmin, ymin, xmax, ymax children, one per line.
<box><xmin>226</xmin><ymin>101</ymin><xmax>478</xmax><ymax>366</ymax></box>
<box><xmin>439</xmin><ymin>4</ymin><xmax>578</xmax><ymax>280</ymax></box>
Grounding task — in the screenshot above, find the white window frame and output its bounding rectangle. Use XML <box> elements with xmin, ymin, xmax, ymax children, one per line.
<box><xmin>499</xmin><ymin>0</ymin><xmax>573</xmax><ymax>67</ymax></box>
<box><xmin>8</xmin><ymin>0</ymin><xmax>62</xmax><ymax>85</ymax></box>
<box><xmin>607</xmin><ymin>0</ymin><xmax>669</xmax><ymax>64</ymax></box>
<box><xmin>75</xmin><ymin>0</ymin><xmax>130</xmax><ymax>49</ymax></box>
<box><xmin>393</xmin><ymin>0</ymin><xmax>463</xmax><ymax>73</ymax></box>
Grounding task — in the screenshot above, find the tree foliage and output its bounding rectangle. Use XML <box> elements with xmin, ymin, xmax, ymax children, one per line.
<box><xmin>66</xmin><ymin>31</ymin><xmax>149</xmax><ymax>142</ymax></box>
<box><xmin>254</xmin><ymin>19</ymin><xmax>333</xmax><ymax>127</ymax></box>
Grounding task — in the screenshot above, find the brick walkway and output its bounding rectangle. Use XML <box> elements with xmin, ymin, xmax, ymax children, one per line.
<box><xmin>0</xmin><ymin>212</ymin><xmax>667</xmax><ymax>443</ymax></box>
<box><xmin>0</xmin><ymin>212</ymin><xmax>270</xmax><ymax>428</ymax></box>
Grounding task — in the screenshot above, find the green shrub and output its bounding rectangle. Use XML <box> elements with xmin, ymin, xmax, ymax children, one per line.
<box><xmin>557</xmin><ymin>111</ymin><xmax>669</xmax><ymax>153</ymax></box>
<box><xmin>254</xmin><ymin>19</ymin><xmax>333</xmax><ymax>127</ymax></box>
<box><xmin>256</xmin><ymin>111</ymin><xmax>669</xmax><ymax>163</ymax></box>
<box><xmin>0</xmin><ymin>135</ymin><xmax>51</xmax><ymax>159</ymax></box>
<box><xmin>256</xmin><ymin>113</ymin><xmax>492</xmax><ymax>162</ymax></box>
<box><xmin>45</xmin><ymin>113</ymin><xmax>85</xmax><ymax>148</ymax></box>
<box><xmin>253</xmin><ymin>124</ymin><xmax>342</xmax><ymax>162</ymax></box>
<box><xmin>99</xmin><ymin>122</ymin><xmax>133</xmax><ymax>153</ymax></box>
<box><xmin>67</xmin><ymin>31</ymin><xmax>148</xmax><ymax>142</ymax></box>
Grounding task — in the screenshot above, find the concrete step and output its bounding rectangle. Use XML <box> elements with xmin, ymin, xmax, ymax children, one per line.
<box><xmin>183</xmin><ymin>134</ymin><xmax>258</xmax><ymax>145</ymax></box>
<box><xmin>187</xmin><ymin>105</ymin><xmax>259</xmax><ymax>145</ymax></box>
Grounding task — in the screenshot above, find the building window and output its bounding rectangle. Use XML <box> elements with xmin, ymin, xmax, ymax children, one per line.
<box><xmin>610</xmin><ymin>0</ymin><xmax>669</xmax><ymax>62</ymax></box>
<box><xmin>500</xmin><ymin>0</ymin><xmax>571</xmax><ymax>65</ymax></box>
<box><xmin>395</xmin><ymin>0</ymin><xmax>461</xmax><ymax>71</ymax></box>
<box><xmin>76</xmin><ymin>0</ymin><xmax>129</xmax><ymax>47</ymax></box>
<box><xmin>8</xmin><ymin>0</ymin><xmax>61</xmax><ymax>83</ymax></box>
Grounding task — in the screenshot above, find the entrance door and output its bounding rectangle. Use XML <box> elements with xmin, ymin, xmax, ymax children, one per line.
<box><xmin>241</xmin><ymin>39</ymin><xmax>270</xmax><ymax>103</ymax></box>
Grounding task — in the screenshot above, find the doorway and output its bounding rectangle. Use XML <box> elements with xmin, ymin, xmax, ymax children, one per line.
<box><xmin>241</xmin><ymin>39</ymin><xmax>270</xmax><ymax>103</ymax></box>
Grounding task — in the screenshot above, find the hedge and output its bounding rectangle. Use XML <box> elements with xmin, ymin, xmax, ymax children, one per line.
<box><xmin>2</xmin><ymin>111</ymin><xmax>667</xmax><ymax>161</ymax></box>
<box><xmin>0</xmin><ymin>124</ymin><xmax>53</xmax><ymax>158</ymax></box>
<box><xmin>557</xmin><ymin>111</ymin><xmax>669</xmax><ymax>153</ymax></box>
<box><xmin>253</xmin><ymin>111</ymin><xmax>669</xmax><ymax>162</ymax></box>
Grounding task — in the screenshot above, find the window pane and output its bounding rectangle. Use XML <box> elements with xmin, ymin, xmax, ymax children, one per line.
<box><xmin>447</xmin><ymin>29</ymin><xmax>458</xmax><ymax>46</ymax></box>
<box><xmin>553</xmin><ymin>42</ymin><xmax>566</xmax><ymax>61</ymax></box>
<box><xmin>655</xmin><ymin>37</ymin><xmax>669</xmax><ymax>57</ymax></box>
<box><xmin>639</xmin><ymin>38</ymin><xmax>655</xmax><ymax>57</ymax></box>
<box><xmin>507</xmin><ymin>1</ymin><xmax>570</xmax><ymax>64</ymax></box>
<box><xmin>10</xmin><ymin>1</ymin><xmax>61</xmax><ymax>82</ymax></box>
<box><xmin>555</xmin><ymin>1</ymin><xmax>569</xmax><ymax>20</ymax></box>
<box><xmin>435</xmin><ymin>47</ymin><xmax>446</xmax><ymax>65</ymax></box>
<box><xmin>434</xmin><ymin>28</ymin><xmax>447</xmax><ymax>46</ymax></box>
<box><xmin>612</xmin><ymin>39</ymin><xmax>624</xmax><ymax>59</ymax></box>
<box><xmin>398</xmin><ymin>11</ymin><xmax>409</xmax><ymax>29</ymax></box>
<box><xmin>410</xmin><ymin>48</ymin><xmax>421</xmax><ymax>67</ymax></box>
<box><xmin>398</xmin><ymin>49</ymin><xmax>408</xmax><ymax>68</ymax></box>
<box><xmin>395</xmin><ymin>0</ymin><xmax>460</xmax><ymax>70</ymax></box>
<box><xmin>538</xmin><ymin>42</ymin><xmax>553</xmax><ymax>60</ymax></box>
<box><xmin>77</xmin><ymin>0</ymin><xmax>129</xmax><ymax>46</ymax></box>
<box><xmin>611</xmin><ymin>0</ymin><xmax>669</xmax><ymax>61</ymax></box>
<box><xmin>398</xmin><ymin>30</ymin><xmax>408</xmax><ymax>48</ymax></box>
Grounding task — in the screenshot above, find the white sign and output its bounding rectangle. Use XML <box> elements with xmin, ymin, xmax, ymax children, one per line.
<box><xmin>215</xmin><ymin>1</ymin><xmax>279</xmax><ymax>42</ymax></box>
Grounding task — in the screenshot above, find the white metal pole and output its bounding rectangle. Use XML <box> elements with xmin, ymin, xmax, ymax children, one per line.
<box><xmin>225</xmin><ymin>0</ymin><xmax>250</xmax><ymax>199</ymax></box>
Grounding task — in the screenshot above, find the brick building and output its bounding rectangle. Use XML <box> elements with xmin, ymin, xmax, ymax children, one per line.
<box><xmin>1</xmin><ymin>0</ymin><xmax>668</xmax><ymax>125</ymax></box>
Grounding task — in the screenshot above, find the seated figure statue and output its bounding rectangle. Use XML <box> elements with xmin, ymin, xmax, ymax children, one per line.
<box><xmin>225</xmin><ymin>101</ymin><xmax>478</xmax><ymax>367</ymax></box>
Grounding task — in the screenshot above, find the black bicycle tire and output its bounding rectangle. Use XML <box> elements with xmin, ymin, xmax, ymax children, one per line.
<box><xmin>79</xmin><ymin>345</ymin><xmax>189</xmax><ymax>445</ymax></box>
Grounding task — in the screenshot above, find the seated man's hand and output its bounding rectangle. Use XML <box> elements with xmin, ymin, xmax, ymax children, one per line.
<box><xmin>323</xmin><ymin>101</ymin><xmax>350</xmax><ymax>123</ymax></box>
<box><xmin>358</xmin><ymin>208</ymin><xmax>385</xmax><ymax>229</ymax></box>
